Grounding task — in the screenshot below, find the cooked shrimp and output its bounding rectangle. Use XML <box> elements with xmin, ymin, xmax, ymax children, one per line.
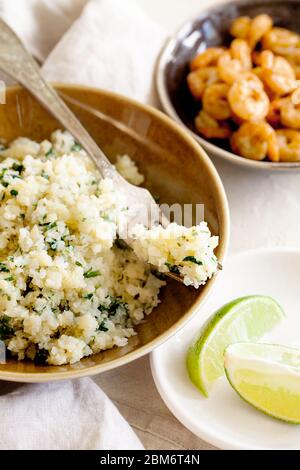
<box><xmin>261</xmin><ymin>56</ymin><xmax>297</xmax><ymax>95</ymax></box>
<box><xmin>228</xmin><ymin>73</ymin><xmax>270</xmax><ymax>121</ymax></box>
<box><xmin>230</xmin><ymin>39</ymin><xmax>252</xmax><ymax>70</ymax></box>
<box><xmin>230</xmin><ymin>16</ymin><xmax>251</xmax><ymax>39</ymax></box>
<box><xmin>284</xmin><ymin>47</ymin><xmax>300</xmax><ymax>65</ymax></box>
<box><xmin>276</xmin><ymin>129</ymin><xmax>300</xmax><ymax>161</ymax></box>
<box><xmin>252</xmin><ymin>66</ymin><xmax>265</xmax><ymax>81</ymax></box>
<box><xmin>291</xmin><ymin>87</ymin><xmax>300</xmax><ymax>105</ymax></box>
<box><xmin>217</xmin><ymin>51</ymin><xmax>245</xmax><ymax>84</ymax></box>
<box><xmin>280</xmin><ymin>96</ymin><xmax>300</xmax><ymax>129</ymax></box>
<box><xmin>231</xmin><ymin>121</ymin><xmax>279</xmax><ymax>161</ymax></box>
<box><xmin>187</xmin><ymin>67</ymin><xmax>219</xmax><ymax>99</ymax></box>
<box><xmin>252</xmin><ymin>50</ymin><xmax>274</xmax><ymax>68</ymax></box>
<box><xmin>202</xmin><ymin>83</ymin><xmax>231</xmax><ymax>120</ymax></box>
<box><xmin>288</xmin><ymin>60</ymin><xmax>300</xmax><ymax>79</ymax></box>
<box><xmin>248</xmin><ymin>14</ymin><xmax>273</xmax><ymax>49</ymax></box>
<box><xmin>195</xmin><ymin>110</ymin><xmax>231</xmax><ymax>139</ymax></box>
<box><xmin>262</xmin><ymin>27</ymin><xmax>300</xmax><ymax>55</ymax></box>
<box><xmin>190</xmin><ymin>47</ymin><xmax>224</xmax><ymax>70</ymax></box>
<box><xmin>267</xmin><ymin>98</ymin><xmax>288</xmax><ymax>127</ymax></box>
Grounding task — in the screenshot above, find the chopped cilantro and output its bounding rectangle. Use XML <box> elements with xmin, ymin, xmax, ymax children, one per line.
<box><xmin>71</xmin><ymin>143</ymin><xmax>82</xmax><ymax>152</ymax></box>
<box><xmin>0</xmin><ymin>263</ymin><xmax>9</xmax><ymax>273</ymax></box>
<box><xmin>0</xmin><ymin>316</ymin><xmax>14</xmax><ymax>340</ymax></box>
<box><xmin>0</xmin><ymin>168</ymin><xmax>7</xmax><ymax>180</ymax></box>
<box><xmin>12</xmin><ymin>163</ymin><xmax>24</xmax><ymax>173</ymax></box>
<box><xmin>34</xmin><ymin>348</ymin><xmax>49</xmax><ymax>364</ymax></box>
<box><xmin>48</xmin><ymin>240</ymin><xmax>57</xmax><ymax>251</ymax></box>
<box><xmin>183</xmin><ymin>256</ymin><xmax>203</xmax><ymax>265</ymax></box>
<box><xmin>75</xmin><ymin>261</ymin><xmax>83</xmax><ymax>267</ymax></box>
<box><xmin>42</xmin><ymin>221</ymin><xmax>57</xmax><ymax>231</ymax></box>
<box><xmin>151</xmin><ymin>269</ymin><xmax>166</xmax><ymax>281</ymax></box>
<box><xmin>84</xmin><ymin>269</ymin><xmax>101</xmax><ymax>279</ymax></box>
<box><xmin>10</xmin><ymin>189</ymin><xmax>18</xmax><ymax>197</ymax></box>
<box><xmin>83</xmin><ymin>293</ymin><xmax>93</xmax><ymax>300</ymax></box>
<box><xmin>2</xmin><ymin>181</ymin><xmax>9</xmax><ymax>188</ymax></box>
<box><xmin>165</xmin><ymin>263</ymin><xmax>180</xmax><ymax>274</ymax></box>
<box><xmin>4</xmin><ymin>276</ymin><xmax>13</xmax><ymax>282</ymax></box>
<box><xmin>45</xmin><ymin>147</ymin><xmax>54</xmax><ymax>157</ymax></box>
<box><xmin>98</xmin><ymin>320</ymin><xmax>109</xmax><ymax>332</ymax></box>
<box><xmin>41</xmin><ymin>170</ymin><xmax>50</xmax><ymax>180</ymax></box>
<box><xmin>98</xmin><ymin>297</ymin><xmax>128</xmax><ymax>317</ymax></box>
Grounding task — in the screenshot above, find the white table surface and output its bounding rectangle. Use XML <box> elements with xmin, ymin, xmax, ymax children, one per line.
<box><xmin>0</xmin><ymin>0</ymin><xmax>293</xmax><ymax>451</ymax></box>
<box><xmin>96</xmin><ymin>0</ymin><xmax>300</xmax><ymax>450</ymax></box>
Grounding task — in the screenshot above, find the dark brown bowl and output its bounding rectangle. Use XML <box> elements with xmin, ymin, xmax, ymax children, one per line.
<box><xmin>0</xmin><ymin>84</ymin><xmax>229</xmax><ymax>382</ymax></box>
<box><xmin>156</xmin><ymin>0</ymin><xmax>300</xmax><ymax>171</ymax></box>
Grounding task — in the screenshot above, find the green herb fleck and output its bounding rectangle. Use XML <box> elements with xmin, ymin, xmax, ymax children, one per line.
<box><xmin>71</xmin><ymin>143</ymin><xmax>82</xmax><ymax>152</ymax></box>
<box><xmin>98</xmin><ymin>297</ymin><xmax>128</xmax><ymax>317</ymax></box>
<box><xmin>10</xmin><ymin>189</ymin><xmax>18</xmax><ymax>197</ymax></box>
<box><xmin>4</xmin><ymin>276</ymin><xmax>13</xmax><ymax>282</ymax></box>
<box><xmin>183</xmin><ymin>256</ymin><xmax>203</xmax><ymax>266</ymax></box>
<box><xmin>12</xmin><ymin>163</ymin><xmax>24</xmax><ymax>174</ymax></box>
<box><xmin>75</xmin><ymin>261</ymin><xmax>83</xmax><ymax>267</ymax></box>
<box><xmin>84</xmin><ymin>269</ymin><xmax>101</xmax><ymax>279</ymax></box>
<box><xmin>41</xmin><ymin>170</ymin><xmax>50</xmax><ymax>180</ymax></box>
<box><xmin>0</xmin><ymin>316</ymin><xmax>14</xmax><ymax>340</ymax></box>
<box><xmin>48</xmin><ymin>240</ymin><xmax>57</xmax><ymax>251</ymax></box>
<box><xmin>151</xmin><ymin>269</ymin><xmax>166</xmax><ymax>281</ymax></box>
<box><xmin>42</xmin><ymin>221</ymin><xmax>57</xmax><ymax>232</ymax></box>
<box><xmin>0</xmin><ymin>168</ymin><xmax>7</xmax><ymax>180</ymax></box>
<box><xmin>0</xmin><ymin>263</ymin><xmax>9</xmax><ymax>273</ymax></box>
<box><xmin>98</xmin><ymin>320</ymin><xmax>109</xmax><ymax>332</ymax></box>
<box><xmin>83</xmin><ymin>293</ymin><xmax>93</xmax><ymax>300</ymax></box>
<box><xmin>35</xmin><ymin>348</ymin><xmax>49</xmax><ymax>364</ymax></box>
<box><xmin>46</xmin><ymin>147</ymin><xmax>54</xmax><ymax>157</ymax></box>
<box><xmin>165</xmin><ymin>263</ymin><xmax>180</xmax><ymax>274</ymax></box>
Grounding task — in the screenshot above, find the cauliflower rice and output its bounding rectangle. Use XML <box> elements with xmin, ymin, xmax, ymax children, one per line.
<box><xmin>0</xmin><ymin>130</ymin><xmax>218</xmax><ymax>365</ymax></box>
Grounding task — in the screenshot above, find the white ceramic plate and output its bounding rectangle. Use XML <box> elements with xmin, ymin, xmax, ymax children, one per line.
<box><xmin>151</xmin><ymin>248</ymin><xmax>300</xmax><ymax>450</ymax></box>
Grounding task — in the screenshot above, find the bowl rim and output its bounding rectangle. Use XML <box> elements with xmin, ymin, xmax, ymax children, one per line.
<box><xmin>155</xmin><ymin>0</ymin><xmax>300</xmax><ymax>172</ymax></box>
<box><xmin>0</xmin><ymin>83</ymin><xmax>230</xmax><ymax>382</ymax></box>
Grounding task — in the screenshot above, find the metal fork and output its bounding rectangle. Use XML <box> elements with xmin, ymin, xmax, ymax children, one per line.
<box><xmin>0</xmin><ymin>19</ymin><xmax>185</xmax><ymax>283</ymax></box>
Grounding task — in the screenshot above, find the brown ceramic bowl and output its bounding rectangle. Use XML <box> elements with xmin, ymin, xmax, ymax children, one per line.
<box><xmin>0</xmin><ymin>84</ymin><xmax>229</xmax><ymax>382</ymax></box>
<box><xmin>156</xmin><ymin>0</ymin><xmax>300</xmax><ymax>171</ymax></box>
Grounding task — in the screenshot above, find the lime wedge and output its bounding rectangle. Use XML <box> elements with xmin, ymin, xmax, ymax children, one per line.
<box><xmin>224</xmin><ymin>342</ymin><xmax>300</xmax><ymax>423</ymax></box>
<box><xmin>186</xmin><ymin>295</ymin><xmax>285</xmax><ymax>397</ymax></box>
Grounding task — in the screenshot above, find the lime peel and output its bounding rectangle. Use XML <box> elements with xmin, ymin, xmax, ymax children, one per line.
<box><xmin>186</xmin><ymin>295</ymin><xmax>286</xmax><ymax>397</ymax></box>
<box><xmin>224</xmin><ymin>342</ymin><xmax>300</xmax><ymax>424</ymax></box>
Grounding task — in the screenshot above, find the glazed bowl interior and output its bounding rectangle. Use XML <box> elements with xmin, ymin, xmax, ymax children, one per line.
<box><xmin>0</xmin><ymin>84</ymin><xmax>229</xmax><ymax>382</ymax></box>
<box><xmin>156</xmin><ymin>0</ymin><xmax>300</xmax><ymax>171</ymax></box>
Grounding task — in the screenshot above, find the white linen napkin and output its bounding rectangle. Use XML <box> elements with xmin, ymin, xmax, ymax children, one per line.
<box><xmin>0</xmin><ymin>0</ymin><xmax>167</xmax><ymax>450</ymax></box>
<box><xmin>0</xmin><ymin>379</ymin><xmax>143</xmax><ymax>450</ymax></box>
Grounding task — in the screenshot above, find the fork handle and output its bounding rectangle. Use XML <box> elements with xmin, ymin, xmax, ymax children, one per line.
<box><xmin>0</xmin><ymin>19</ymin><xmax>117</xmax><ymax>179</ymax></box>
